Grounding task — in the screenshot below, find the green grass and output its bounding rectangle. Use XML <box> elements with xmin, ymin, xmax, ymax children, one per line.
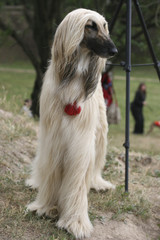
<box><xmin>114</xmin><ymin>65</ymin><xmax>158</xmax><ymax>80</ymax></box>
<box><xmin>0</xmin><ymin>63</ymin><xmax>35</xmax><ymax>113</ymax></box>
<box><xmin>0</xmin><ymin>60</ymin><xmax>34</xmax><ymax>70</ymax></box>
<box><xmin>113</xmin><ymin>67</ymin><xmax>160</xmax><ymax>131</ymax></box>
<box><xmin>108</xmin><ymin>67</ymin><xmax>160</xmax><ymax>154</ymax></box>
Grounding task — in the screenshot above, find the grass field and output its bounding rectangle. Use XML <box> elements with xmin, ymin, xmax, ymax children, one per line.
<box><xmin>0</xmin><ymin>62</ymin><xmax>35</xmax><ymax>113</ymax></box>
<box><xmin>109</xmin><ymin>66</ymin><xmax>160</xmax><ymax>155</ymax></box>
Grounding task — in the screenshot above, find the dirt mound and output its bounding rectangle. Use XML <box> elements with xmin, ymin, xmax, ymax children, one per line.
<box><xmin>0</xmin><ymin>109</ymin><xmax>37</xmax><ymax>175</ymax></box>
<box><xmin>89</xmin><ymin>213</ymin><xmax>159</xmax><ymax>240</ymax></box>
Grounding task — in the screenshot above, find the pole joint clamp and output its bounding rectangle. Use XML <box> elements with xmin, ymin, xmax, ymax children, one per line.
<box><xmin>123</xmin><ymin>141</ymin><xmax>130</xmax><ymax>149</ymax></box>
<box><xmin>120</xmin><ymin>61</ymin><xmax>131</xmax><ymax>72</ymax></box>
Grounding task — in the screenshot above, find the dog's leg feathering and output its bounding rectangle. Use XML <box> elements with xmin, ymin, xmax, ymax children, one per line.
<box><xmin>26</xmin><ymin>127</ymin><xmax>64</xmax><ymax>217</ymax></box>
<box><xmin>57</xmin><ymin>127</ymin><xmax>95</xmax><ymax>239</ymax></box>
<box><xmin>91</xmin><ymin>87</ymin><xmax>115</xmax><ymax>191</ymax></box>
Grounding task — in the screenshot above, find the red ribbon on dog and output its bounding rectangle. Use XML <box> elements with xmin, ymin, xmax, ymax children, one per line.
<box><xmin>64</xmin><ymin>101</ymin><xmax>81</xmax><ymax>116</ymax></box>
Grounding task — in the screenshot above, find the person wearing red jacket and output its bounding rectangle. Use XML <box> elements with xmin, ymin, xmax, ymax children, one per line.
<box><xmin>101</xmin><ymin>72</ymin><xmax>113</xmax><ymax>108</ymax></box>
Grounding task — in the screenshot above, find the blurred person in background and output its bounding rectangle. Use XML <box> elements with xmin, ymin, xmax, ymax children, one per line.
<box><xmin>101</xmin><ymin>63</ymin><xmax>113</xmax><ymax>109</ymax></box>
<box><xmin>131</xmin><ymin>83</ymin><xmax>147</xmax><ymax>134</ymax></box>
<box><xmin>21</xmin><ymin>99</ymin><xmax>33</xmax><ymax>118</ymax></box>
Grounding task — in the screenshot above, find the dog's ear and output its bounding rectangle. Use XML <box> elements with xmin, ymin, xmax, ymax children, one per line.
<box><xmin>53</xmin><ymin>33</ymin><xmax>78</xmax><ymax>86</ymax></box>
<box><xmin>52</xmin><ymin>30</ymin><xmax>80</xmax><ymax>86</ymax></box>
<box><xmin>83</xmin><ymin>55</ymin><xmax>99</xmax><ymax>98</ymax></box>
<box><xmin>83</xmin><ymin>55</ymin><xmax>106</xmax><ymax>99</ymax></box>
<box><xmin>59</xmin><ymin>51</ymin><xmax>78</xmax><ymax>87</ymax></box>
<box><xmin>52</xmin><ymin>12</ymin><xmax>87</xmax><ymax>86</ymax></box>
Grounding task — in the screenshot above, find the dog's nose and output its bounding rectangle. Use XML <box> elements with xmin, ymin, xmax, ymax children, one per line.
<box><xmin>109</xmin><ymin>47</ymin><xmax>118</xmax><ymax>56</ymax></box>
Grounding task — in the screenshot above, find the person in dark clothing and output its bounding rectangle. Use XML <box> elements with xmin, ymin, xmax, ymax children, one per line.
<box><xmin>131</xmin><ymin>83</ymin><xmax>146</xmax><ymax>134</ymax></box>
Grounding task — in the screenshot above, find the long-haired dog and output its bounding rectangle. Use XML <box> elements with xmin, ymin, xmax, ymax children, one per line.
<box><xmin>26</xmin><ymin>8</ymin><xmax>117</xmax><ymax>239</ymax></box>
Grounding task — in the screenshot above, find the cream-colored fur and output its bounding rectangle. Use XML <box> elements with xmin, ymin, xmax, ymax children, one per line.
<box><xmin>26</xmin><ymin>8</ymin><xmax>115</xmax><ymax>239</ymax></box>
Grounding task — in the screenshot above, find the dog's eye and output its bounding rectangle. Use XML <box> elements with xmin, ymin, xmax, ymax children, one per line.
<box><xmin>85</xmin><ymin>21</ymin><xmax>98</xmax><ymax>31</ymax></box>
<box><xmin>103</xmin><ymin>23</ymin><xmax>106</xmax><ymax>29</ymax></box>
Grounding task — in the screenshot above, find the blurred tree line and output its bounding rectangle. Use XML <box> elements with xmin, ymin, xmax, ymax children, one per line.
<box><xmin>0</xmin><ymin>0</ymin><xmax>159</xmax><ymax>117</ymax></box>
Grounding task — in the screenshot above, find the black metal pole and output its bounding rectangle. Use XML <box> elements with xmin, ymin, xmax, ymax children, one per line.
<box><xmin>124</xmin><ymin>0</ymin><xmax>132</xmax><ymax>192</ymax></box>
<box><xmin>108</xmin><ymin>0</ymin><xmax>159</xmax><ymax>193</ymax></box>
<box><xmin>133</xmin><ymin>0</ymin><xmax>160</xmax><ymax>80</ymax></box>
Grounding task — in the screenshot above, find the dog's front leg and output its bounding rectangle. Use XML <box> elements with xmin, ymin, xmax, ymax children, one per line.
<box><xmin>57</xmin><ymin>129</ymin><xmax>95</xmax><ymax>239</ymax></box>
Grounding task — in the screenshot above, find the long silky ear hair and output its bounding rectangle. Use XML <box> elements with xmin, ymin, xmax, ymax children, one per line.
<box><xmin>83</xmin><ymin>54</ymin><xmax>105</xmax><ymax>99</ymax></box>
<box><xmin>52</xmin><ymin>10</ymin><xmax>89</xmax><ymax>85</ymax></box>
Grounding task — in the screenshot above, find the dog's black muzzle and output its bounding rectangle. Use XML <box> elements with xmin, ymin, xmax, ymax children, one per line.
<box><xmin>85</xmin><ymin>36</ymin><xmax>118</xmax><ymax>59</ymax></box>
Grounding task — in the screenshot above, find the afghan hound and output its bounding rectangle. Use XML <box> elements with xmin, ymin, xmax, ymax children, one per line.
<box><xmin>26</xmin><ymin>8</ymin><xmax>117</xmax><ymax>239</ymax></box>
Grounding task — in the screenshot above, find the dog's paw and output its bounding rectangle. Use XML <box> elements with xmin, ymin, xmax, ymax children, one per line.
<box><xmin>25</xmin><ymin>178</ymin><xmax>39</xmax><ymax>189</ymax></box>
<box><xmin>27</xmin><ymin>201</ymin><xmax>57</xmax><ymax>218</ymax></box>
<box><xmin>26</xmin><ymin>201</ymin><xmax>45</xmax><ymax>216</ymax></box>
<box><xmin>57</xmin><ymin>216</ymin><xmax>93</xmax><ymax>239</ymax></box>
<box><xmin>27</xmin><ymin>201</ymin><xmax>39</xmax><ymax>212</ymax></box>
<box><xmin>92</xmin><ymin>177</ymin><xmax>115</xmax><ymax>191</ymax></box>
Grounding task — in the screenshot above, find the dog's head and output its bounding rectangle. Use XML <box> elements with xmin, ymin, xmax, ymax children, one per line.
<box><xmin>53</xmin><ymin>9</ymin><xmax>117</xmax><ymax>94</ymax></box>
<box><xmin>82</xmin><ymin>19</ymin><xmax>117</xmax><ymax>58</ymax></box>
<box><xmin>53</xmin><ymin>8</ymin><xmax>117</xmax><ymax>60</ymax></box>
